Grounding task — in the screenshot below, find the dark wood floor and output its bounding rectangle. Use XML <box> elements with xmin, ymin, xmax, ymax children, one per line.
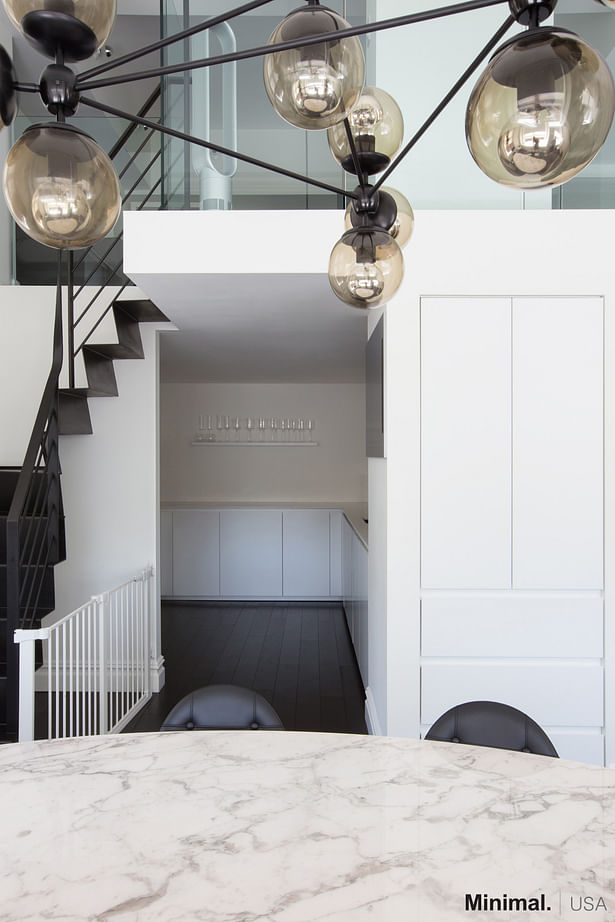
<box><xmin>124</xmin><ymin>602</ymin><xmax>367</xmax><ymax>734</ymax></box>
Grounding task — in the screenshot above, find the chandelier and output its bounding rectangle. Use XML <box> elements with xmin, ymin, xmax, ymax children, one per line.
<box><xmin>0</xmin><ymin>0</ymin><xmax>613</xmax><ymax>310</ymax></box>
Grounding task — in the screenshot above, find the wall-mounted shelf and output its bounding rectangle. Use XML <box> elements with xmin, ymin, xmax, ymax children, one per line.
<box><xmin>191</xmin><ymin>440</ymin><xmax>319</xmax><ymax>447</ymax></box>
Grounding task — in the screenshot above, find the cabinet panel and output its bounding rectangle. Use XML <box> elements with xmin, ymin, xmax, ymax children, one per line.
<box><xmin>513</xmin><ymin>297</ymin><xmax>603</xmax><ymax>589</ymax></box>
<box><xmin>329</xmin><ymin>511</ymin><xmax>343</xmax><ymax>597</ymax></box>
<box><xmin>220</xmin><ymin>510</ymin><xmax>282</xmax><ymax>597</ymax></box>
<box><xmin>421</xmin><ymin>597</ymin><xmax>603</xmax><ymax>658</ymax></box>
<box><xmin>354</xmin><ymin>539</ymin><xmax>368</xmax><ymax>687</ymax></box>
<box><xmin>420</xmin><ymin>297</ymin><xmax>512</xmax><ymax>589</ymax></box>
<box><xmin>160</xmin><ymin>510</ymin><xmax>173</xmax><ymax>596</ymax></box>
<box><xmin>421</xmin><ymin>663</ymin><xmax>603</xmax><ymax>727</ymax></box>
<box><xmin>342</xmin><ymin>517</ymin><xmax>353</xmax><ymax>633</ymax></box>
<box><xmin>172</xmin><ymin>511</ymin><xmax>220</xmax><ymax>596</ymax></box>
<box><xmin>283</xmin><ymin>510</ymin><xmax>330</xmax><ymax>597</ymax></box>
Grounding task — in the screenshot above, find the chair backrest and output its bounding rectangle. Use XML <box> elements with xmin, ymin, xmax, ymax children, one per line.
<box><xmin>425</xmin><ymin>700</ymin><xmax>558</xmax><ymax>757</ymax></box>
<box><xmin>160</xmin><ymin>684</ymin><xmax>285</xmax><ymax>731</ymax></box>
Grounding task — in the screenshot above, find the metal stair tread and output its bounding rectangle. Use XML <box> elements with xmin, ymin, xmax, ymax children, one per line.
<box><xmin>114</xmin><ymin>298</ymin><xmax>169</xmax><ymax>323</ymax></box>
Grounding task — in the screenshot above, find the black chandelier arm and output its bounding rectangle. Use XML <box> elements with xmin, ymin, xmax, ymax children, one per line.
<box><xmin>13</xmin><ymin>82</ymin><xmax>39</xmax><ymax>93</ymax></box>
<box><xmin>77</xmin><ymin>0</ymin><xmax>278</xmax><ymax>84</ymax></box>
<box><xmin>79</xmin><ymin>95</ymin><xmax>358</xmax><ymax>200</ymax></box>
<box><xmin>372</xmin><ymin>13</ymin><xmax>516</xmax><ymax>194</ymax></box>
<box><xmin>343</xmin><ymin>119</ymin><xmax>367</xmax><ymax>188</ymax></box>
<box><xmin>76</xmin><ymin>0</ymin><xmax>510</xmax><ymax>92</ymax></box>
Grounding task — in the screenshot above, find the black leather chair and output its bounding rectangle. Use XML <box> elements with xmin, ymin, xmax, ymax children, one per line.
<box><xmin>160</xmin><ymin>684</ymin><xmax>285</xmax><ymax>731</ymax></box>
<box><xmin>425</xmin><ymin>700</ymin><xmax>558</xmax><ymax>757</ymax></box>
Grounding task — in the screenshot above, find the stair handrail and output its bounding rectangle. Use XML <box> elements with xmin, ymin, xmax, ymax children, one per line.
<box><xmin>5</xmin><ymin>254</ymin><xmax>63</xmax><ymax>738</ymax></box>
<box><xmin>66</xmin><ymin>85</ymin><xmax>168</xmax><ymax>387</ymax></box>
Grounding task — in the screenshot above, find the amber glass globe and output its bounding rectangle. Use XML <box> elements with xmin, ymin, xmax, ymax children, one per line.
<box><xmin>3</xmin><ymin>123</ymin><xmax>121</xmax><ymax>249</ymax></box>
<box><xmin>345</xmin><ymin>186</ymin><xmax>414</xmax><ymax>248</ymax></box>
<box><xmin>2</xmin><ymin>0</ymin><xmax>116</xmax><ymax>58</ymax></box>
<box><xmin>263</xmin><ymin>4</ymin><xmax>364</xmax><ymax>130</ymax></box>
<box><xmin>466</xmin><ymin>28</ymin><xmax>615</xmax><ymax>189</ymax></box>
<box><xmin>329</xmin><ymin>228</ymin><xmax>403</xmax><ymax>309</ymax></box>
<box><xmin>328</xmin><ymin>86</ymin><xmax>403</xmax><ymax>174</ymax></box>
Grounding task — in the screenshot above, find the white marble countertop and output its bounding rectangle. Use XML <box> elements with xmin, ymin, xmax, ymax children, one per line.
<box><xmin>161</xmin><ymin>502</ymin><xmax>369</xmax><ymax>548</ymax></box>
<box><xmin>1</xmin><ymin>731</ymin><xmax>613</xmax><ymax>921</ymax></box>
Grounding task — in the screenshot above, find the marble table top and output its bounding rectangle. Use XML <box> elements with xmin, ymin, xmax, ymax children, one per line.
<box><xmin>0</xmin><ymin>731</ymin><xmax>613</xmax><ymax>921</ymax></box>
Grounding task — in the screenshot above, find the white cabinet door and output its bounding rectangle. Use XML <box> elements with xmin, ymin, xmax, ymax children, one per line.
<box><xmin>283</xmin><ymin>510</ymin><xmax>330</xmax><ymax>597</ymax></box>
<box><xmin>354</xmin><ymin>538</ymin><xmax>368</xmax><ymax>687</ymax></box>
<box><xmin>512</xmin><ymin>297</ymin><xmax>603</xmax><ymax>589</ymax></box>
<box><xmin>329</xmin><ymin>511</ymin><xmax>343</xmax><ymax>597</ymax></box>
<box><xmin>172</xmin><ymin>510</ymin><xmax>220</xmax><ymax>596</ymax></box>
<box><xmin>220</xmin><ymin>510</ymin><xmax>282</xmax><ymax>597</ymax></box>
<box><xmin>160</xmin><ymin>510</ymin><xmax>173</xmax><ymax>596</ymax></box>
<box><xmin>420</xmin><ymin>297</ymin><xmax>512</xmax><ymax>589</ymax></box>
<box><xmin>341</xmin><ymin>517</ymin><xmax>353</xmax><ymax>633</ymax></box>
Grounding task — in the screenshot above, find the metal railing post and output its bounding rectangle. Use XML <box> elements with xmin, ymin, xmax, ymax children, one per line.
<box><xmin>14</xmin><ymin>628</ymin><xmax>49</xmax><ymax>742</ymax></box>
<box><xmin>95</xmin><ymin>593</ymin><xmax>108</xmax><ymax>735</ymax></box>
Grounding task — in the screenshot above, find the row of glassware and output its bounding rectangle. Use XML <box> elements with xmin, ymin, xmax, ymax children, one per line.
<box><xmin>195</xmin><ymin>415</ymin><xmax>316</xmax><ymax>442</ymax></box>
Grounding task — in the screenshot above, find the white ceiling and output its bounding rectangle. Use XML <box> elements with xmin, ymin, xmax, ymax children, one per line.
<box><xmin>144</xmin><ymin>271</ymin><xmax>367</xmax><ymax>384</ymax></box>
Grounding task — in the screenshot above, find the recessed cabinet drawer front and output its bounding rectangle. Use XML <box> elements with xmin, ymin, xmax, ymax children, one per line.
<box><xmin>220</xmin><ymin>510</ymin><xmax>283</xmax><ymax>597</ymax></box>
<box><xmin>421</xmin><ymin>663</ymin><xmax>603</xmax><ymax>727</ymax></box>
<box><xmin>421</xmin><ymin>598</ymin><xmax>603</xmax><ymax>659</ymax></box>
<box><xmin>420</xmin><ymin>297</ymin><xmax>512</xmax><ymax>589</ymax></box>
<box><xmin>512</xmin><ymin>297</ymin><xmax>604</xmax><ymax>590</ymax></box>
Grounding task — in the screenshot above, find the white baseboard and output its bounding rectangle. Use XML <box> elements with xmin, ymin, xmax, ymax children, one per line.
<box><xmin>364</xmin><ymin>686</ymin><xmax>383</xmax><ymax>736</ymax></box>
<box><xmin>151</xmin><ymin>656</ymin><xmax>165</xmax><ymax>692</ymax></box>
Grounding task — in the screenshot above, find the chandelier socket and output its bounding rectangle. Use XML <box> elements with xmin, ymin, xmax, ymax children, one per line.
<box><xmin>40</xmin><ymin>63</ymin><xmax>79</xmax><ymax>116</ymax></box>
<box><xmin>348</xmin><ymin>184</ymin><xmax>398</xmax><ymax>234</ymax></box>
<box><xmin>508</xmin><ymin>0</ymin><xmax>557</xmax><ymax>26</ymax></box>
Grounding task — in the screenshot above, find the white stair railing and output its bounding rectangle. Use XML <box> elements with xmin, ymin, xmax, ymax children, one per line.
<box><xmin>14</xmin><ymin>567</ymin><xmax>154</xmax><ymax>742</ymax></box>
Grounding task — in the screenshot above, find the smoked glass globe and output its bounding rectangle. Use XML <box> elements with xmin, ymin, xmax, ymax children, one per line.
<box><xmin>345</xmin><ymin>186</ymin><xmax>414</xmax><ymax>248</ymax></box>
<box><xmin>328</xmin><ymin>86</ymin><xmax>404</xmax><ymax>174</ymax></box>
<box><xmin>2</xmin><ymin>0</ymin><xmax>117</xmax><ymax>59</ymax></box>
<box><xmin>466</xmin><ymin>28</ymin><xmax>615</xmax><ymax>189</ymax></box>
<box><xmin>329</xmin><ymin>228</ymin><xmax>403</xmax><ymax>309</ymax></box>
<box><xmin>3</xmin><ymin>124</ymin><xmax>121</xmax><ymax>249</ymax></box>
<box><xmin>263</xmin><ymin>3</ymin><xmax>365</xmax><ymax>130</ymax></box>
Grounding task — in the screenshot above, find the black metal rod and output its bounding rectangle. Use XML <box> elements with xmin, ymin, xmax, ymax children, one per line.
<box><xmin>372</xmin><ymin>14</ymin><xmax>516</xmax><ymax>194</ymax></box>
<box><xmin>108</xmin><ymin>85</ymin><xmax>161</xmax><ymax>160</ymax></box>
<box><xmin>67</xmin><ymin>250</ymin><xmax>75</xmax><ymax>389</ymax></box>
<box><xmin>342</xmin><ymin>118</ymin><xmax>366</xmax><ymax>189</ymax></box>
<box><xmin>80</xmin><ymin>95</ymin><xmax>356</xmax><ymax>199</ymax></box>
<box><xmin>76</xmin><ymin>0</ymin><xmax>510</xmax><ymax>91</ymax></box>
<box><xmin>77</xmin><ymin>0</ymin><xmax>277</xmax><ymax>83</ymax></box>
<box><xmin>13</xmin><ymin>82</ymin><xmax>38</xmax><ymax>92</ymax></box>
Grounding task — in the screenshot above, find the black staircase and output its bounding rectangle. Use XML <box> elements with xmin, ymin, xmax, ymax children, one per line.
<box><xmin>1</xmin><ymin>87</ymin><xmax>169</xmax><ymax>741</ymax></box>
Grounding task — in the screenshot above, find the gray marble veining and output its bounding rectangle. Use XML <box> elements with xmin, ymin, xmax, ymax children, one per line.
<box><xmin>0</xmin><ymin>731</ymin><xmax>613</xmax><ymax>920</ymax></box>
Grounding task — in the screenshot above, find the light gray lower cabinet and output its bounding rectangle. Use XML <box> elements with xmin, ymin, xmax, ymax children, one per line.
<box><xmin>220</xmin><ymin>510</ymin><xmax>283</xmax><ymax>597</ymax></box>
<box><xmin>283</xmin><ymin>509</ymin><xmax>330</xmax><ymax>597</ymax></box>
<box><xmin>163</xmin><ymin>508</ymin><xmax>348</xmax><ymax>600</ymax></box>
<box><xmin>172</xmin><ymin>510</ymin><xmax>220</xmax><ymax>596</ymax></box>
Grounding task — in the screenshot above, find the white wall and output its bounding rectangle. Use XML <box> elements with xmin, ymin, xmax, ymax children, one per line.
<box><xmin>51</xmin><ymin>325</ymin><xmax>166</xmax><ymax>686</ymax></box>
<box><xmin>370</xmin><ymin>209</ymin><xmax>615</xmax><ymax>767</ymax></box>
<box><xmin>0</xmin><ymin>287</ymin><xmax>55</xmax><ymax>464</ymax></box>
<box><xmin>160</xmin><ymin>382</ymin><xmax>367</xmax><ymax>504</ymax></box>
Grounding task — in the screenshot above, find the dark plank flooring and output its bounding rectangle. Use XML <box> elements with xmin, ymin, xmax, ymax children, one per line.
<box><xmin>124</xmin><ymin>602</ymin><xmax>367</xmax><ymax>735</ymax></box>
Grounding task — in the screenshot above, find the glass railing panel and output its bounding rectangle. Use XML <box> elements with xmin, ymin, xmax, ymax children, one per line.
<box><xmin>552</xmin><ymin>6</ymin><xmax>615</xmax><ymax>210</ymax></box>
<box><xmin>160</xmin><ymin>0</ymin><xmax>369</xmax><ymax>210</ymax></box>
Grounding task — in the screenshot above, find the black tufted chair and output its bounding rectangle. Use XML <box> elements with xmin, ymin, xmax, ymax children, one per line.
<box><xmin>425</xmin><ymin>700</ymin><xmax>558</xmax><ymax>757</ymax></box>
<box><xmin>160</xmin><ymin>684</ymin><xmax>285</xmax><ymax>731</ymax></box>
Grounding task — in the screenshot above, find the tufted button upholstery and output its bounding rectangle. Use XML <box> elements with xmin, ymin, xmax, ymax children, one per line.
<box><xmin>425</xmin><ymin>700</ymin><xmax>558</xmax><ymax>757</ymax></box>
<box><xmin>160</xmin><ymin>684</ymin><xmax>285</xmax><ymax>732</ymax></box>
